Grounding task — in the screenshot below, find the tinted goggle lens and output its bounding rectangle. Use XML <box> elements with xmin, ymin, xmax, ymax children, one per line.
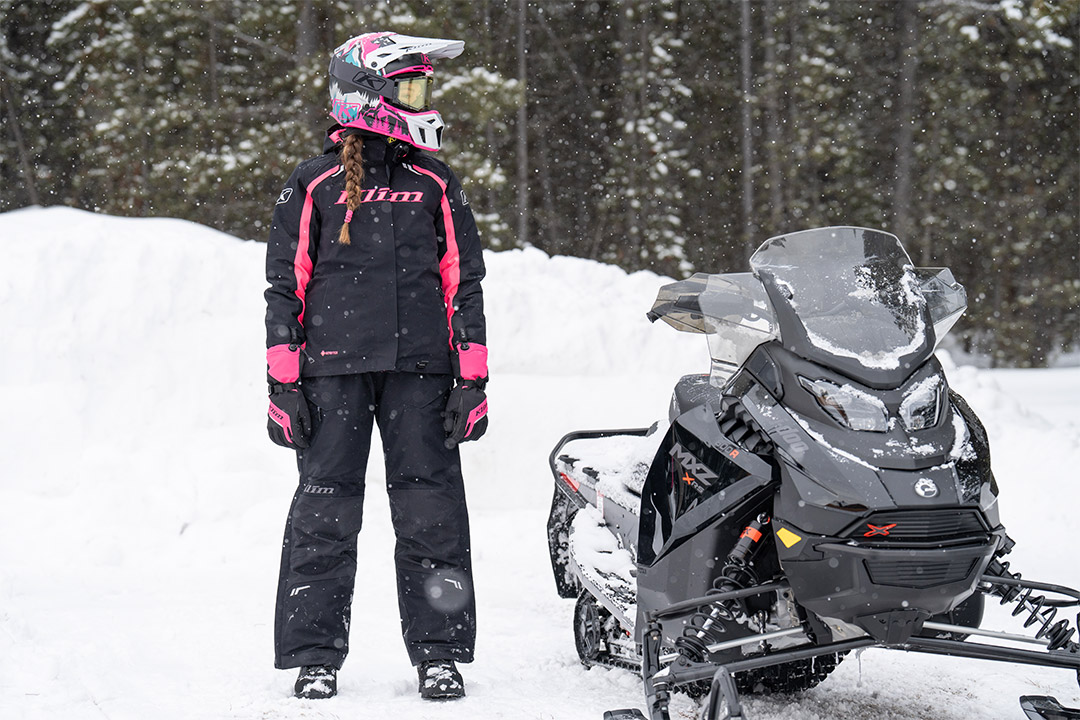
<box><xmin>395</xmin><ymin>76</ymin><xmax>433</xmax><ymax>111</ymax></box>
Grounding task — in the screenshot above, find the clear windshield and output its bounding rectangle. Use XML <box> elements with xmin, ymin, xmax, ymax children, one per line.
<box><xmin>700</xmin><ymin>274</ymin><xmax>779</xmax><ymax>384</ymax></box>
<box><xmin>648</xmin><ymin>273</ymin><xmax>779</xmax><ymax>386</ymax></box>
<box><xmin>750</xmin><ymin>227</ymin><xmax>929</xmax><ymax>373</ymax></box>
<box><xmin>913</xmin><ymin>266</ymin><xmax>968</xmax><ymax>342</ymax></box>
<box><xmin>648</xmin><ymin>227</ymin><xmax>967</xmax><ymax>388</ymax></box>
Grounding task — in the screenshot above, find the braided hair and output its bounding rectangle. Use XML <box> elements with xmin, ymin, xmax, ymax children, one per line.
<box><xmin>337</xmin><ymin>133</ymin><xmax>365</xmax><ymax>245</ymax></box>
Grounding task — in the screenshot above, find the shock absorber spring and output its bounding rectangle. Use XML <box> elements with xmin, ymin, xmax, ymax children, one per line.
<box><xmin>986</xmin><ymin>558</ymin><xmax>1080</xmax><ymax>652</ymax></box>
<box><xmin>675</xmin><ymin>514</ymin><xmax>771</xmax><ymax>662</ymax></box>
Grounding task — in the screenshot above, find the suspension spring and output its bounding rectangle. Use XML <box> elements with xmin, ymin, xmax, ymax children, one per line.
<box><xmin>986</xmin><ymin>559</ymin><xmax>1080</xmax><ymax>652</ymax></box>
<box><xmin>675</xmin><ymin>514</ymin><xmax>771</xmax><ymax>662</ymax></box>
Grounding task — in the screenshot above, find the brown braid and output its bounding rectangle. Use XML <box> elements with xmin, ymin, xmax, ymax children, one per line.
<box><xmin>337</xmin><ymin>133</ymin><xmax>365</xmax><ymax>245</ymax></box>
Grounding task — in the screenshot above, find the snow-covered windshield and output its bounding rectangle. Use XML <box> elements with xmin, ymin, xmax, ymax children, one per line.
<box><xmin>750</xmin><ymin>227</ymin><xmax>929</xmax><ymax>373</ymax></box>
<box><xmin>649</xmin><ymin>226</ymin><xmax>966</xmax><ymax>388</ymax></box>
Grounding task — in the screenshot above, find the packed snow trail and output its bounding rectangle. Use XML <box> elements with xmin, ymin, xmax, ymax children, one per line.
<box><xmin>0</xmin><ymin>207</ymin><xmax>1077</xmax><ymax>720</ymax></box>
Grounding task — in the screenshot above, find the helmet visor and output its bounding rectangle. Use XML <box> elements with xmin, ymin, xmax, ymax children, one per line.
<box><xmin>394</xmin><ymin>75</ymin><xmax>433</xmax><ymax>111</ymax></box>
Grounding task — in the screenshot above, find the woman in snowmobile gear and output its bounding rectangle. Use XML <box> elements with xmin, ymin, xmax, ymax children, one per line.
<box><xmin>264</xmin><ymin>31</ymin><xmax>488</xmax><ymax>702</ymax></box>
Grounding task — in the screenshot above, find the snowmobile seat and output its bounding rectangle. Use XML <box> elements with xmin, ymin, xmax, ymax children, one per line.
<box><xmin>554</xmin><ymin>431</ymin><xmax>664</xmax><ymax>512</ymax></box>
<box><xmin>669</xmin><ymin>373</ymin><xmax>726</xmax><ymax>423</ymax></box>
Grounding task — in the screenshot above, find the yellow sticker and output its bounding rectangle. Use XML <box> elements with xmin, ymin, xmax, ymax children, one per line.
<box><xmin>776</xmin><ymin>527</ymin><xmax>803</xmax><ymax>549</ymax></box>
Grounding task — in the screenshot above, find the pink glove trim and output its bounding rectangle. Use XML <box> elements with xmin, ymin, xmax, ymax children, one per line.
<box><xmin>267</xmin><ymin>344</ymin><xmax>301</xmax><ymax>383</ymax></box>
<box><xmin>464</xmin><ymin>398</ymin><xmax>488</xmax><ymax>438</ymax></box>
<box><xmin>268</xmin><ymin>400</ymin><xmax>294</xmax><ymax>443</ymax></box>
<box><xmin>458</xmin><ymin>343</ymin><xmax>488</xmax><ymax>381</ymax></box>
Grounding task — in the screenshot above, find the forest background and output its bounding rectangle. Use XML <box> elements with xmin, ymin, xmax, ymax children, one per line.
<box><xmin>1</xmin><ymin>0</ymin><xmax>1077</xmax><ymax>367</ymax></box>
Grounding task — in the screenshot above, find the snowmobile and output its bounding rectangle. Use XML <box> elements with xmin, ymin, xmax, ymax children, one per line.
<box><xmin>546</xmin><ymin>227</ymin><xmax>1080</xmax><ymax>720</ymax></box>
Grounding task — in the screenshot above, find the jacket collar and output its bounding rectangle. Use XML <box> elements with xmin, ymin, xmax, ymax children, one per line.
<box><xmin>323</xmin><ymin>125</ymin><xmax>412</xmax><ymax>164</ymax></box>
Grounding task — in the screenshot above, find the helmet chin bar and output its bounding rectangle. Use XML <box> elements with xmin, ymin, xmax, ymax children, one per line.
<box><xmin>406</xmin><ymin>112</ymin><xmax>445</xmax><ymax>152</ymax></box>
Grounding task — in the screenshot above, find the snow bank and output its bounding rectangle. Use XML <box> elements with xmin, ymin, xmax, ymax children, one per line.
<box><xmin>0</xmin><ymin>206</ymin><xmax>1077</xmax><ymax>720</ymax></box>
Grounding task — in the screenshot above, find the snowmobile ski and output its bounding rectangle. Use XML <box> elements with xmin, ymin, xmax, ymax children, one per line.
<box><xmin>1021</xmin><ymin>695</ymin><xmax>1080</xmax><ymax>720</ymax></box>
<box><xmin>602</xmin><ymin>711</ymin><xmax>648</xmax><ymax>720</ymax></box>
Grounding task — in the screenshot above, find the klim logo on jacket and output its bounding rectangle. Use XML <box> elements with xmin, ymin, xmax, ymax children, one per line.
<box><xmin>336</xmin><ymin>187</ymin><xmax>424</xmax><ymax>204</ymax></box>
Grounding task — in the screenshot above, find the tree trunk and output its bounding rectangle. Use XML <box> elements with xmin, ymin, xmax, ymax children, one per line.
<box><xmin>1</xmin><ymin>79</ymin><xmax>41</xmax><ymax>206</ymax></box>
<box><xmin>740</xmin><ymin>0</ymin><xmax>756</xmax><ymax>258</ymax></box>
<box><xmin>516</xmin><ymin>0</ymin><xmax>529</xmax><ymax>247</ymax></box>
<box><xmin>892</xmin><ymin>0</ymin><xmax>918</xmax><ymax>257</ymax></box>
<box><xmin>762</xmin><ymin>0</ymin><xmax>783</xmax><ymax>234</ymax></box>
<box><xmin>538</xmin><ymin>120</ymin><xmax>562</xmax><ymax>254</ymax></box>
<box><xmin>296</xmin><ymin>0</ymin><xmax>316</xmax><ymax>60</ymax></box>
<box><xmin>207</xmin><ymin>6</ymin><xmax>219</xmax><ymax>106</ymax></box>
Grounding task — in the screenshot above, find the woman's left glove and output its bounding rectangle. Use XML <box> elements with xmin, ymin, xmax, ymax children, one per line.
<box><xmin>443</xmin><ymin>378</ymin><xmax>488</xmax><ymax>448</ymax></box>
<box><xmin>267</xmin><ymin>382</ymin><xmax>311</xmax><ymax>449</ymax></box>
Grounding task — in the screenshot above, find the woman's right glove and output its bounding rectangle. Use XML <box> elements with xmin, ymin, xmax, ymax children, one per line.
<box><xmin>267</xmin><ymin>382</ymin><xmax>311</xmax><ymax>449</ymax></box>
<box><xmin>443</xmin><ymin>377</ymin><xmax>488</xmax><ymax>448</ymax></box>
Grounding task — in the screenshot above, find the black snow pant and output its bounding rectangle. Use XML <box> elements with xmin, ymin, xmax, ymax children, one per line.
<box><xmin>274</xmin><ymin>372</ymin><xmax>476</xmax><ymax>670</ymax></box>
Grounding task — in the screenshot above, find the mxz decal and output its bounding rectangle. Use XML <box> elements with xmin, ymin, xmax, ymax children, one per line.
<box><xmin>670</xmin><ymin>443</ymin><xmax>718</xmax><ymax>495</ymax></box>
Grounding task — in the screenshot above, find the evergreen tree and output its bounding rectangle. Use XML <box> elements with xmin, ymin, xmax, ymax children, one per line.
<box><xmin>1</xmin><ymin>0</ymin><xmax>1075</xmax><ymax>364</ymax></box>
<box><xmin>595</xmin><ymin>0</ymin><xmax>691</xmax><ymax>274</ymax></box>
<box><xmin>0</xmin><ymin>0</ymin><xmax>73</xmax><ymax>209</ymax></box>
<box><xmin>918</xmin><ymin>0</ymin><xmax>1078</xmax><ymax>365</ymax></box>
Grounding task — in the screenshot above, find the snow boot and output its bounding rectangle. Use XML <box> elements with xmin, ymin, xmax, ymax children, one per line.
<box><xmin>294</xmin><ymin>665</ymin><xmax>337</xmax><ymax>699</ymax></box>
<box><xmin>417</xmin><ymin>659</ymin><xmax>465</xmax><ymax>700</ymax></box>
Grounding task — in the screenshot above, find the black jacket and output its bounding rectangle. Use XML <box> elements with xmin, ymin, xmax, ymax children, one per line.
<box><xmin>265</xmin><ymin>130</ymin><xmax>486</xmax><ymax>379</ymax></box>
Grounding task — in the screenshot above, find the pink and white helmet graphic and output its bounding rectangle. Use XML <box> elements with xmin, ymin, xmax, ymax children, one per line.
<box><xmin>328</xmin><ymin>32</ymin><xmax>464</xmax><ymax>152</ymax></box>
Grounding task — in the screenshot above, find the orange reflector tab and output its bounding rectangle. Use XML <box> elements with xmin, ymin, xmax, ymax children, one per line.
<box><xmin>741</xmin><ymin>526</ymin><xmax>764</xmax><ymax>542</ymax></box>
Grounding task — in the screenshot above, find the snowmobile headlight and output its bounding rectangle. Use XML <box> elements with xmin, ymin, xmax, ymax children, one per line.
<box><xmin>798</xmin><ymin>376</ymin><xmax>889</xmax><ymax>432</ymax></box>
<box><xmin>900</xmin><ymin>376</ymin><xmax>944</xmax><ymax>431</ymax></box>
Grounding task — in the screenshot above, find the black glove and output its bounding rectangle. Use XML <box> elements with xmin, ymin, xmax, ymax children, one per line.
<box><xmin>443</xmin><ymin>378</ymin><xmax>488</xmax><ymax>448</ymax></box>
<box><xmin>267</xmin><ymin>382</ymin><xmax>311</xmax><ymax>449</ymax></box>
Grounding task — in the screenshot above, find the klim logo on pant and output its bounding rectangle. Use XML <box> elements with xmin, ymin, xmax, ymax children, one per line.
<box><xmin>336</xmin><ymin>187</ymin><xmax>424</xmax><ymax>204</ymax></box>
<box><xmin>304</xmin><ymin>484</ymin><xmax>335</xmax><ymax>495</ymax></box>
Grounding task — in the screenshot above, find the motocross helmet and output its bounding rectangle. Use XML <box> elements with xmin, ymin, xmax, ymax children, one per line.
<box><xmin>328</xmin><ymin>32</ymin><xmax>464</xmax><ymax>152</ymax></box>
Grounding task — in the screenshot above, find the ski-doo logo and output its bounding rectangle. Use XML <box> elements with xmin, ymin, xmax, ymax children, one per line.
<box><xmin>914</xmin><ymin>478</ymin><xmax>939</xmax><ymax>498</ymax></box>
<box><xmin>670</xmin><ymin>443</ymin><xmax>718</xmax><ymax>494</ymax></box>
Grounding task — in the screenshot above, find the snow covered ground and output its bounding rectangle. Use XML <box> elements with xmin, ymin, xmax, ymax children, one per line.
<box><xmin>0</xmin><ymin>206</ymin><xmax>1077</xmax><ymax>720</ymax></box>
